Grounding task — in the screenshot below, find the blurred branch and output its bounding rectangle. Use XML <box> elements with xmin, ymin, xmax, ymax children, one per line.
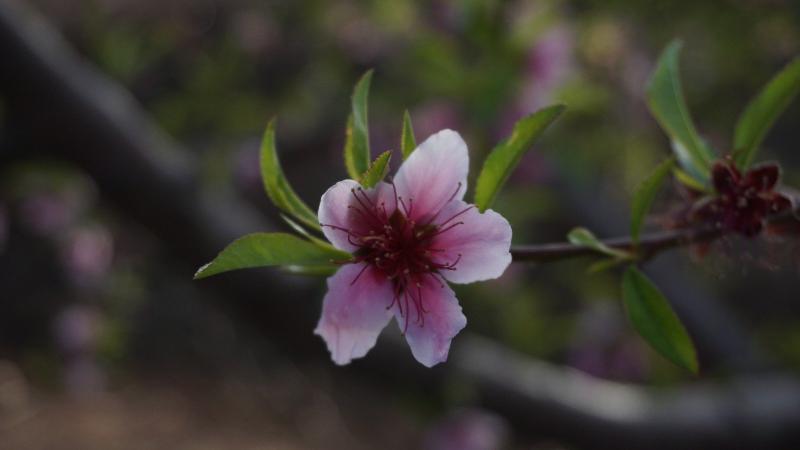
<box><xmin>2</xmin><ymin>1</ymin><xmax>800</xmax><ymax>448</ymax></box>
<box><xmin>510</xmin><ymin>207</ymin><xmax>798</xmax><ymax>263</ymax></box>
<box><xmin>511</xmin><ymin>225</ymin><xmax>722</xmax><ymax>263</ymax></box>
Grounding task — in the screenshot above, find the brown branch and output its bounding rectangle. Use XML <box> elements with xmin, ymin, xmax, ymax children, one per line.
<box><xmin>511</xmin><ymin>225</ymin><xmax>721</xmax><ymax>263</ymax></box>
<box><xmin>511</xmin><ymin>207</ymin><xmax>799</xmax><ymax>264</ymax></box>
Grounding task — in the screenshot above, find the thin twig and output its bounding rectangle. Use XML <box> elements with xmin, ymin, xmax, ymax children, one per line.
<box><xmin>511</xmin><ymin>205</ymin><xmax>800</xmax><ymax>263</ymax></box>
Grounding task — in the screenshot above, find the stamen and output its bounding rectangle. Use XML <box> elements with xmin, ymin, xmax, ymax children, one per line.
<box><xmin>390</xmin><ymin>179</ymin><xmax>400</xmax><ymax>211</ymax></box>
<box><xmin>446</xmin><ymin>182</ymin><xmax>463</xmax><ymax>204</ymax></box>
<box><xmin>350</xmin><ymin>263</ymin><xmax>370</xmax><ymax>286</ymax></box>
<box><xmin>402</xmin><ymin>281</ymin><xmax>426</xmax><ymax>328</ymax></box>
<box><xmin>321</xmin><ymin>222</ymin><xmax>367</xmax><ymax>247</ymax></box>
<box><xmin>350</xmin><ymin>188</ymin><xmax>382</xmax><ymax>224</ymax></box>
<box><xmin>346</xmin><ymin>234</ymin><xmax>361</xmax><ymax>247</ymax></box>
<box><xmin>429</xmin><ymin>221</ymin><xmax>465</xmax><ymax>238</ymax></box>
<box><xmin>347</xmin><ymin>204</ymin><xmax>374</xmax><ymax>223</ymax></box>
<box><xmin>438</xmin><ymin>205</ymin><xmax>473</xmax><ymax>228</ymax></box>
<box><xmin>417</xmin><ymin>283</ymin><xmax>428</xmax><ymax>314</ymax></box>
<box><xmin>444</xmin><ymin>253</ymin><xmax>462</xmax><ymax>269</ymax></box>
<box><xmin>425</xmin><ymin>182</ymin><xmax>464</xmax><ymax>224</ymax></box>
<box><xmin>386</xmin><ymin>285</ymin><xmax>401</xmax><ymax>311</ymax></box>
<box><xmin>425</xmin><ymin>272</ymin><xmax>446</xmax><ymax>288</ymax></box>
<box><xmin>379</xmin><ymin>201</ymin><xmax>388</xmax><ymax>220</ymax></box>
<box><xmin>399</xmin><ymin>196</ymin><xmax>410</xmax><ymax>216</ymax></box>
<box><xmin>357</xmin><ymin>187</ymin><xmax>378</xmax><ymax>208</ymax></box>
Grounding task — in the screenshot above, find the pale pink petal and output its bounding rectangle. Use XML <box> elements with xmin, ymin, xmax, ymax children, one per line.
<box><xmin>396</xmin><ymin>276</ymin><xmax>467</xmax><ymax>367</ymax></box>
<box><xmin>393</xmin><ymin>129</ymin><xmax>469</xmax><ymax>222</ymax></box>
<box><xmin>431</xmin><ymin>200</ymin><xmax>512</xmax><ymax>284</ymax></box>
<box><xmin>318</xmin><ymin>180</ymin><xmax>396</xmax><ymax>252</ymax></box>
<box><xmin>315</xmin><ymin>263</ymin><xmax>394</xmax><ymax>365</ymax></box>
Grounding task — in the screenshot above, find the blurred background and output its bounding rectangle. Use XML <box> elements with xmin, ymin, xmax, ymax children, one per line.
<box><xmin>1</xmin><ymin>0</ymin><xmax>800</xmax><ymax>448</ymax></box>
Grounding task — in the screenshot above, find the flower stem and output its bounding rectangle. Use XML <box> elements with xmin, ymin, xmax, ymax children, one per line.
<box><xmin>511</xmin><ymin>194</ymin><xmax>800</xmax><ymax>264</ymax></box>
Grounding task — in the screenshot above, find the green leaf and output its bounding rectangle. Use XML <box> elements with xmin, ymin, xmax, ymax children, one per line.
<box><xmin>646</xmin><ymin>40</ymin><xmax>715</xmax><ymax>179</ymax></box>
<box><xmin>279</xmin><ymin>214</ymin><xmax>339</xmax><ymax>252</ymax></box>
<box><xmin>622</xmin><ymin>267</ymin><xmax>698</xmax><ymax>373</ymax></box>
<box><xmin>587</xmin><ymin>257</ymin><xmax>628</xmax><ymax>274</ymax></box>
<box><xmin>734</xmin><ymin>58</ymin><xmax>800</xmax><ymax>170</ymax></box>
<box><xmin>360</xmin><ymin>150</ymin><xmax>392</xmax><ymax>189</ymax></box>
<box><xmin>673</xmin><ymin>166</ymin><xmax>710</xmax><ymax>193</ymax></box>
<box><xmin>281</xmin><ymin>264</ymin><xmax>340</xmax><ymax>276</ymax></box>
<box><xmin>474</xmin><ymin>104</ymin><xmax>565</xmax><ymax>212</ymax></box>
<box><xmin>567</xmin><ymin>227</ymin><xmax>632</xmax><ymax>259</ymax></box>
<box><xmin>586</xmin><ymin>257</ymin><xmax>631</xmax><ymax>274</ymax></box>
<box><xmin>194</xmin><ymin>232</ymin><xmax>350</xmax><ymax>279</ymax></box>
<box><xmin>344</xmin><ymin>70</ymin><xmax>373</xmax><ymax>179</ymax></box>
<box><xmin>260</xmin><ymin>120</ymin><xmax>321</xmax><ymax>231</ymax></box>
<box><xmin>670</xmin><ymin>140</ymin><xmax>710</xmax><ymax>186</ymax></box>
<box><xmin>630</xmin><ymin>158</ymin><xmax>675</xmax><ymax>244</ymax></box>
<box><xmin>401</xmin><ymin>110</ymin><xmax>417</xmax><ymax>160</ymax></box>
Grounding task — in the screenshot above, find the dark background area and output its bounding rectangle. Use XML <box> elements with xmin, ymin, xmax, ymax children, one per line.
<box><xmin>1</xmin><ymin>0</ymin><xmax>799</xmax><ymax>448</ymax></box>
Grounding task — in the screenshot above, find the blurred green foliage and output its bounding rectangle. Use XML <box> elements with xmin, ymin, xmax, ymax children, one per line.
<box><xmin>7</xmin><ymin>0</ymin><xmax>800</xmax><ymax>388</ymax></box>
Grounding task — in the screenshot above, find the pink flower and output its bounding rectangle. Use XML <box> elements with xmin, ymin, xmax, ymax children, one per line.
<box><xmin>315</xmin><ymin>129</ymin><xmax>513</xmax><ymax>367</ymax></box>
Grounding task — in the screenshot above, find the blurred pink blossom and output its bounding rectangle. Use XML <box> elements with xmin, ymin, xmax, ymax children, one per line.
<box><xmin>424</xmin><ymin>408</ymin><xmax>510</xmax><ymax>450</ymax></box>
<box><xmin>54</xmin><ymin>305</ymin><xmax>107</xmax><ymax>395</ymax></box>
<box><xmin>567</xmin><ymin>304</ymin><xmax>649</xmax><ymax>381</ymax></box>
<box><xmin>55</xmin><ymin>305</ymin><xmax>101</xmax><ymax>356</ymax></box>
<box><xmin>411</xmin><ymin>102</ymin><xmax>462</xmax><ymax>140</ymax></box>
<box><xmin>19</xmin><ymin>193</ymin><xmax>75</xmax><ymax>236</ymax></box>
<box><xmin>63</xmin><ymin>357</ymin><xmax>107</xmax><ymax>395</ymax></box>
<box><xmin>233</xmin><ymin>140</ymin><xmax>263</xmax><ymax>192</ymax></box>
<box><xmin>521</xmin><ymin>26</ymin><xmax>575</xmax><ymax>112</ymax></box>
<box><xmin>62</xmin><ymin>225</ymin><xmax>114</xmax><ymax>287</ymax></box>
<box><xmin>497</xmin><ymin>26</ymin><xmax>574</xmax><ymax>137</ymax></box>
<box><xmin>327</xmin><ymin>3</ymin><xmax>390</xmax><ymax>63</ymax></box>
<box><xmin>231</xmin><ymin>10</ymin><xmax>280</xmax><ymax>57</ymax></box>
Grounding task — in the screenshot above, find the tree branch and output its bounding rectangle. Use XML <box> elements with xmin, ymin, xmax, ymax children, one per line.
<box><xmin>511</xmin><ymin>208</ymin><xmax>799</xmax><ymax>263</ymax></box>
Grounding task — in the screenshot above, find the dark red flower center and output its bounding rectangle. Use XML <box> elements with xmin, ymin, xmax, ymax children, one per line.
<box><xmin>322</xmin><ymin>182</ymin><xmax>471</xmax><ymax>331</ymax></box>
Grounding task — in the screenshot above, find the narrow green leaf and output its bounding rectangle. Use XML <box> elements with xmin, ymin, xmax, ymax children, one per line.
<box><xmin>568</xmin><ymin>227</ymin><xmax>632</xmax><ymax>259</ymax></box>
<box><xmin>630</xmin><ymin>158</ymin><xmax>675</xmax><ymax>244</ymax></box>
<box><xmin>260</xmin><ymin>120</ymin><xmax>321</xmax><ymax>231</ymax></box>
<box><xmin>474</xmin><ymin>104</ymin><xmax>565</xmax><ymax>212</ymax></box>
<box><xmin>194</xmin><ymin>232</ymin><xmax>350</xmax><ymax>279</ymax></box>
<box><xmin>360</xmin><ymin>151</ymin><xmax>392</xmax><ymax>189</ymax></box>
<box><xmin>622</xmin><ymin>267</ymin><xmax>698</xmax><ymax>373</ymax></box>
<box><xmin>401</xmin><ymin>110</ymin><xmax>417</xmax><ymax>160</ymax></box>
<box><xmin>670</xmin><ymin>140</ymin><xmax>709</xmax><ymax>186</ymax></box>
<box><xmin>646</xmin><ymin>40</ymin><xmax>715</xmax><ymax>178</ymax></box>
<box><xmin>281</xmin><ymin>264</ymin><xmax>340</xmax><ymax>276</ymax></box>
<box><xmin>734</xmin><ymin>58</ymin><xmax>800</xmax><ymax>170</ymax></box>
<box><xmin>673</xmin><ymin>166</ymin><xmax>710</xmax><ymax>193</ymax></box>
<box><xmin>280</xmin><ymin>214</ymin><xmax>340</xmax><ymax>252</ymax></box>
<box><xmin>587</xmin><ymin>257</ymin><xmax>628</xmax><ymax>274</ymax></box>
<box><xmin>344</xmin><ymin>70</ymin><xmax>373</xmax><ymax>179</ymax></box>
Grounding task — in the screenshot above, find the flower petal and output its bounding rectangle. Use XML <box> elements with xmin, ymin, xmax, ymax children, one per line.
<box><xmin>314</xmin><ymin>263</ymin><xmax>394</xmax><ymax>365</ymax></box>
<box><xmin>711</xmin><ymin>162</ymin><xmax>740</xmax><ymax>195</ymax></box>
<box><xmin>319</xmin><ymin>179</ymin><xmax>396</xmax><ymax>252</ymax></box>
<box><xmin>745</xmin><ymin>163</ymin><xmax>780</xmax><ymax>191</ymax></box>
<box><xmin>393</xmin><ymin>129</ymin><xmax>469</xmax><ymax>222</ymax></box>
<box><xmin>430</xmin><ymin>200</ymin><xmax>512</xmax><ymax>284</ymax></box>
<box><xmin>765</xmin><ymin>192</ymin><xmax>793</xmax><ymax>214</ymax></box>
<box><xmin>396</xmin><ymin>276</ymin><xmax>466</xmax><ymax>367</ymax></box>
